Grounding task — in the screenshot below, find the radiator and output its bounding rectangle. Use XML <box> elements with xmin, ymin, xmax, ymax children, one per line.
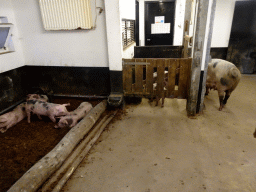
<box><xmin>39</xmin><ymin>0</ymin><xmax>93</xmax><ymax>30</ymax></box>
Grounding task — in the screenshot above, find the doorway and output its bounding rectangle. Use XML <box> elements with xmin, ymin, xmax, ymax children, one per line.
<box><xmin>144</xmin><ymin>1</ymin><xmax>175</xmax><ymax>46</ymax></box>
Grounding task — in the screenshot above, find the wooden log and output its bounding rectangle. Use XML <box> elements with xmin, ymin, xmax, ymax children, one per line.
<box><xmin>52</xmin><ymin>112</ymin><xmax>117</xmax><ymax>192</ymax></box>
<box><xmin>41</xmin><ymin>114</ymin><xmax>110</xmax><ymax>192</ymax></box>
<box><xmin>8</xmin><ymin>100</ymin><xmax>107</xmax><ymax>192</ymax></box>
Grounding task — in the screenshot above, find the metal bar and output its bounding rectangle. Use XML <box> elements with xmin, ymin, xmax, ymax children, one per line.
<box><xmin>124</xmin><ymin>62</ymin><xmax>150</xmax><ymax>65</ymax></box>
<box><xmin>53</xmin><ymin>94</ymin><xmax>108</xmax><ymax>99</ymax></box>
<box><xmin>198</xmin><ymin>0</ymin><xmax>217</xmax><ymax>113</ymax></box>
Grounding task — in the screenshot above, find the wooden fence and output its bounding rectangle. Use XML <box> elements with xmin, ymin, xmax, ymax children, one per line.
<box><xmin>123</xmin><ymin>58</ymin><xmax>192</xmax><ymax>99</ymax></box>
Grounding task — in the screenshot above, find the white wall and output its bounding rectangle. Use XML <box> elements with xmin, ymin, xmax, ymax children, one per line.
<box><xmin>120</xmin><ymin>0</ymin><xmax>135</xmax><ymax>20</ymax></box>
<box><xmin>120</xmin><ymin>0</ymin><xmax>136</xmax><ymax>59</ymax></box>
<box><xmin>173</xmin><ymin>0</ymin><xmax>186</xmax><ymax>45</ymax></box>
<box><xmin>123</xmin><ymin>43</ymin><xmax>136</xmax><ymax>59</ymax></box>
<box><xmin>11</xmin><ymin>0</ymin><xmax>109</xmax><ymax>67</ymax></box>
<box><xmin>211</xmin><ymin>0</ymin><xmax>236</xmax><ymax>47</ymax></box>
<box><xmin>0</xmin><ymin>0</ymin><xmax>25</xmax><ymax>73</ymax></box>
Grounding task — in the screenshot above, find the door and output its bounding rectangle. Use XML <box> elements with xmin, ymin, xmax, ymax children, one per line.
<box><xmin>145</xmin><ymin>1</ymin><xmax>175</xmax><ymax>46</ymax></box>
<box><xmin>226</xmin><ymin>0</ymin><xmax>256</xmax><ymax>73</ymax></box>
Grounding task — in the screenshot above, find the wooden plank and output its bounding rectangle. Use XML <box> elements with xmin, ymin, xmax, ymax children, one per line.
<box><xmin>167</xmin><ymin>59</ymin><xmax>178</xmax><ymax>98</ymax></box>
<box><xmin>156</xmin><ymin>59</ymin><xmax>165</xmax><ymax>99</ymax></box>
<box><xmin>178</xmin><ymin>59</ymin><xmax>187</xmax><ymax>99</ymax></box>
<box><xmin>135</xmin><ymin>59</ymin><xmax>144</xmax><ymax>92</ymax></box>
<box><xmin>123</xmin><ymin>59</ymin><xmax>134</xmax><ymax>94</ymax></box>
<box><xmin>146</xmin><ymin>59</ymin><xmax>155</xmax><ymax>95</ymax></box>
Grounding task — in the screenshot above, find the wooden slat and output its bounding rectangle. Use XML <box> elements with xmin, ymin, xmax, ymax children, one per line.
<box><xmin>156</xmin><ymin>59</ymin><xmax>165</xmax><ymax>99</ymax></box>
<box><xmin>135</xmin><ymin>59</ymin><xmax>144</xmax><ymax>92</ymax></box>
<box><xmin>123</xmin><ymin>59</ymin><xmax>133</xmax><ymax>94</ymax></box>
<box><xmin>146</xmin><ymin>59</ymin><xmax>155</xmax><ymax>94</ymax></box>
<box><xmin>178</xmin><ymin>59</ymin><xmax>187</xmax><ymax>98</ymax></box>
<box><xmin>167</xmin><ymin>59</ymin><xmax>178</xmax><ymax>98</ymax></box>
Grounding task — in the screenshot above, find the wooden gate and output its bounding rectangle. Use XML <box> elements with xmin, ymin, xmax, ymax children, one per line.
<box><xmin>123</xmin><ymin>58</ymin><xmax>192</xmax><ymax>99</ymax></box>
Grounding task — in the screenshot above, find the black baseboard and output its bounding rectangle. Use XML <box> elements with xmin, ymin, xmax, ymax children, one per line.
<box><xmin>109</xmin><ymin>70</ymin><xmax>123</xmax><ymax>93</ymax></box>
<box><xmin>24</xmin><ymin>66</ymin><xmax>111</xmax><ymax>96</ymax></box>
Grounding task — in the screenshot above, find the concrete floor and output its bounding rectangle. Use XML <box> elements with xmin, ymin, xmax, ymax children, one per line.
<box><xmin>63</xmin><ymin>75</ymin><xmax>256</xmax><ymax>192</ymax></box>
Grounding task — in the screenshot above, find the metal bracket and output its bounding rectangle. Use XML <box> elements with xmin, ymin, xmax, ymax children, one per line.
<box><xmin>108</xmin><ymin>93</ymin><xmax>124</xmax><ymax>107</ymax></box>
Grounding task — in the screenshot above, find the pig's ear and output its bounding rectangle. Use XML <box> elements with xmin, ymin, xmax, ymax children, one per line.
<box><xmin>63</xmin><ymin>103</ymin><xmax>70</xmax><ymax>107</ymax></box>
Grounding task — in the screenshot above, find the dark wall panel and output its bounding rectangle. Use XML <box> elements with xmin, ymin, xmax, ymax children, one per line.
<box><xmin>25</xmin><ymin>66</ymin><xmax>111</xmax><ymax>96</ymax></box>
<box><xmin>0</xmin><ymin>66</ymin><xmax>28</xmax><ymax>112</ymax></box>
<box><xmin>0</xmin><ymin>66</ymin><xmax>111</xmax><ymax>113</ymax></box>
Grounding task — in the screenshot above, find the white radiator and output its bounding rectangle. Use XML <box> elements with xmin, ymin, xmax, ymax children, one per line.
<box><xmin>39</xmin><ymin>0</ymin><xmax>93</xmax><ymax>30</ymax></box>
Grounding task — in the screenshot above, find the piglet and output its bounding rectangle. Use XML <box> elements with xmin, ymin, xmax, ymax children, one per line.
<box><xmin>0</xmin><ymin>103</ymin><xmax>27</xmax><ymax>133</ymax></box>
<box><xmin>54</xmin><ymin>102</ymin><xmax>93</xmax><ymax>128</ymax></box>
<box><xmin>26</xmin><ymin>94</ymin><xmax>49</xmax><ymax>102</ymax></box>
<box><xmin>206</xmin><ymin>59</ymin><xmax>241</xmax><ymax>111</ymax></box>
<box><xmin>26</xmin><ymin>100</ymin><xmax>70</xmax><ymax>123</ymax></box>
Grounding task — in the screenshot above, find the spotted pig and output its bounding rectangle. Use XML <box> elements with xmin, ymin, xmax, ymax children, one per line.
<box><xmin>206</xmin><ymin>59</ymin><xmax>241</xmax><ymax>111</ymax></box>
<box><xmin>26</xmin><ymin>101</ymin><xmax>70</xmax><ymax>123</ymax></box>
<box><xmin>55</xmin><ymin>102</ymin><xmax>93</xmax><ymax>128</ymax></box>
<box><xmin>26</xmin><ymin>94</ymin><xmax>48</xmax><ymax>102</ymax></box>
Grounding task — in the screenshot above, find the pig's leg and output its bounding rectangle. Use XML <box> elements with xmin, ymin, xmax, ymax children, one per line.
<box><xmin>155</xmin><ymin>96</ymin><xmax>159</xmax><ymax>106</ymax></box>
<box><xmin>26</xmin><ymin>109</ymin><xmax>32</xmax><ymax>123</ymax></box>
<box><xmin>48</xmin><ymin>115</ymin><xmax>56</xmax><ymax>123</ymax></box>
<box><xmin>218</xmin><ymin>90</ymin><xmax>225</xmax><ymax>111</ymax></box>
<box><xmin>36</xmin><ymin>114</ymin><xmax>42</xmax><ymax>120</ymax></box>
<box><xmin>223</xmin><ymin>90</ymin><xmax>231</xmax><ymax>106</ymax></box>
<box><xmin>205</xmin><ymin>86</ymin><xmax>210</xmax><ymax>95</ymax></box>
<box><xmin>161</xmin><ymin>97</ymin><xmax>165</xmax><ymax>107</ymax></box>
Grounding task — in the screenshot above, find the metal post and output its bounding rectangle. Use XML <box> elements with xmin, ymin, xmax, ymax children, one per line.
<box><xmin>186</xmin><ymin>0</ymin><xmax>217</xmax><ymax>116</ymax></box>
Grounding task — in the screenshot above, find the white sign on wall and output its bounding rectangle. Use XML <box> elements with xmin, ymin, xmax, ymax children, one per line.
<box><xmin>151</xmin><ymin>23</ymin><xmax>171</xmax><ymax>34</ymax></box>
<box><xmin>155</xmin><ymin>16</ymin><xmax>165</xmax><ymax>23</ymax></box>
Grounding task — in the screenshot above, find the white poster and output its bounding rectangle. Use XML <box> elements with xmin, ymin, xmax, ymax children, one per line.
<box><xmin>151</xmin><ymin>23</ymin><xmax>171</xmax><ymax>34</ymax></box>
<box><xmin>155</xmin><ymin>16</ymin><xmax>165</xmax><ymax>23</ymax></box>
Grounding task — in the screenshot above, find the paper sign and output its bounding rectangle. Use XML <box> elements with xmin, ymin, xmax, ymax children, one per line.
<box><xmin>155</xmin><ymin>16</ymin><xmax>165</xmax><ymax>23</ymax></box>
<box><xmin>151</xmin><ymin>23</ymin><xmax>171</xmax><ymax>34</ymax></box>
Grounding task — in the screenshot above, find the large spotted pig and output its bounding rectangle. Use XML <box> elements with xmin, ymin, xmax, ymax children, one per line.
<box><xmin>206</xmin><ymin>59</ymin><xmax>241</xmax><ymax>111</ymax></box>
<box><xmin>55</xmin><ymin>102</ymin><xmax>93</xmax><ymax>128</ymax></box>
<box><xmin>26</xmin><ymin>100</ymin><xmax>70</xmax><ymax>123</ymax></box>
